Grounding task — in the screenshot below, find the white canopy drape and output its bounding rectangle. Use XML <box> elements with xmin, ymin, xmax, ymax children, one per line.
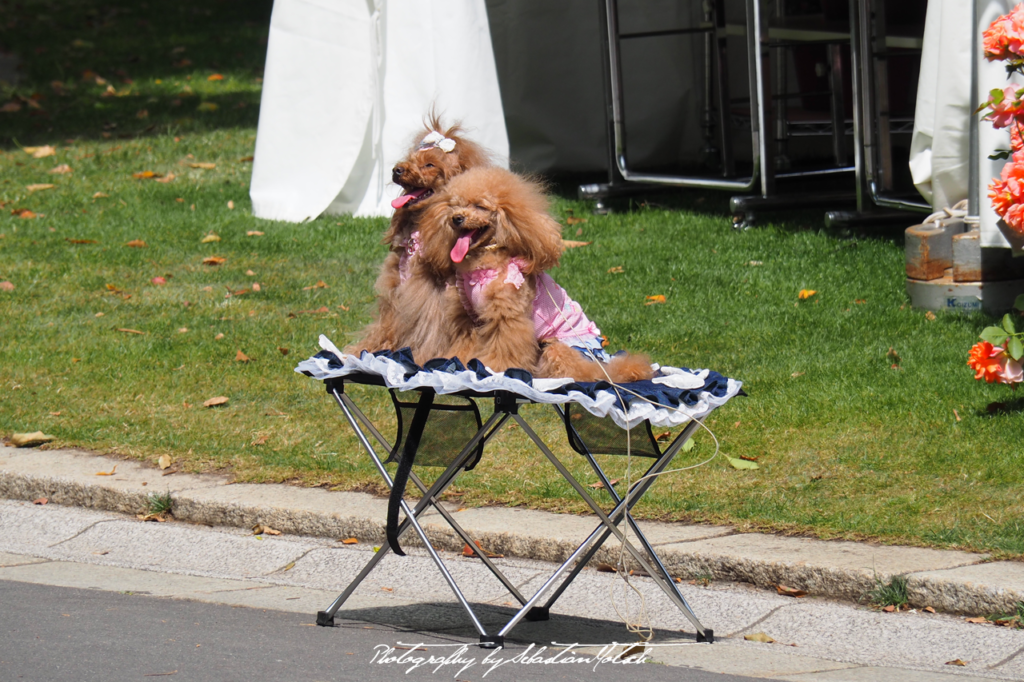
<box><xmin>250</xmin><ymin>0</ymin><xmax>509</xmax><ymax>222</ymax></box>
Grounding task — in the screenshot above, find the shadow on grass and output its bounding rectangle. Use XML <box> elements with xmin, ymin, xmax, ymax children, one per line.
<box><xmin>0</xmin><ymin>0</ymin><xmax>273</xmax><ymax>147</ymax></box>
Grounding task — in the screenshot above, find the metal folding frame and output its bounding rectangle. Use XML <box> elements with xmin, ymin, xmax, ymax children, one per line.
<box><xmin>314</xmin><ymin>375</ymin><xmax>717</xmax><ymax>648</ymax></box>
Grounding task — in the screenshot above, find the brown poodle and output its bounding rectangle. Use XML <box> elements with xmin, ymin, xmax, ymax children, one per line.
<box><xmin>345</xmin><ymin>115</ymin><xmax>491</xmax><ymax>355</ymax></box>
<box><xmin>418</xmin><ymin>167</ymin><xmax>653</xmax><ymax>382</ymax></box>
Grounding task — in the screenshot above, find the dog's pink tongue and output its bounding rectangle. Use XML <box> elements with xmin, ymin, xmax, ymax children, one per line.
<box><xmin>451</xmin><ymin>232</ymin><xmax>475</xmax><ymax>263</ymax></box>
<box><xmin>391</xmin><ymin>187</ymin><xmax>428</xmax><ymax>209</ymax></box>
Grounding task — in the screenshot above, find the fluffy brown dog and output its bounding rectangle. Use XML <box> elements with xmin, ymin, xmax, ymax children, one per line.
<box><xmin>345</xmin><ymin>116</ymin><xmax>491</xmax><ymax>355</ymax></box>
<box><xmin>418</xmin><ymin>167</ymin><xmax>653</xmax><ymax>382</ymax></box>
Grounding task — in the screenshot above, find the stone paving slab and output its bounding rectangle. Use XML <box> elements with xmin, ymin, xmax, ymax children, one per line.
<box><xmin>909</xmin><ymin>562</ymin><xmax>1024</xmax><ymax>616</ymax></box>
<box><xmin>0</xmin><ymin>447</ymin><xmax>1008</xmax><ymax>618</ymax></box>
<box><xmin>655</xmin><ymin>533</ymin><xmax>987</xmax><ymax>603</ymax></box>
<box><xmin>779</xmin><ymin>668</ymin><xmax>1001</xmax><ymax>682</ymax></box>
<box><xmin>746</xmin><ymin>598</ymin><xmax>1024</xmax><ymax>676</ymax></box>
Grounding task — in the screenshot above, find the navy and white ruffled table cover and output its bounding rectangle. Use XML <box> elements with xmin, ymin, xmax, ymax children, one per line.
<box><xmin>296</xmin><ymin>335</ymin><xmax>743</xmax><ymax>430</ymax></box>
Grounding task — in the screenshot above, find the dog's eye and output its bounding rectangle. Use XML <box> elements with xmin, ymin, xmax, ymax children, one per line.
<box><xmin>474</xmin><ymin>205</ymin><xmax>488</xmax><ymax>212</ymax></box>
<box><xmin>423</xmin><ymin>163</ymin><xmax>435</xmax><ymax>169</ymax></box>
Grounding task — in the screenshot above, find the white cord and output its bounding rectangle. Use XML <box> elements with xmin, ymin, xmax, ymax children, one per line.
<box><xmin>538</xmin><ymin>275</ymin><xmax>723</xmax><ymax>640</ymax></box>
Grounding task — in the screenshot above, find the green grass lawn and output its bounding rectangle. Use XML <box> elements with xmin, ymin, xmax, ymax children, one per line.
<box><xmin>2</xmin><ymin>0</ymin><xmax>1023</xmax><ymax>557</ymax></box>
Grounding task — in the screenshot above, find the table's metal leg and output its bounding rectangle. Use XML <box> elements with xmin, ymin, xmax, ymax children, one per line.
<box><xmin>339</xmin><ymin>396</ymin><xmax>526</xmax><ymax>603</ymax></box>
<box><xmin>531</xmin><ymin>429</ymin><xmax>689</xmax><ymax>616</ymax></box>
<box><xmin>504</xmin><ymin>415</ymin><xmax>710</xmax><ymax>639</ymax></box>
<box><xmin>320</xmin><ymin>390</ymin><xmax>505</xmax><ymax>642</ymax></box>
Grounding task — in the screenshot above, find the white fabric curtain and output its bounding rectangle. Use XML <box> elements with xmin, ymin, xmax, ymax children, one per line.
<box><xmin>910</xmin><ymin>0</ymin><xmax>1024</xmax><ymax>252</ymax></box>
<box><xmin>250</xmin><ymin>0</ymin><xmax>509</xmax><ymax>222</ymax></box>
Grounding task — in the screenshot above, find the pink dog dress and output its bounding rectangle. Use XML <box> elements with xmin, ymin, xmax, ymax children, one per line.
<box><xmin>456</xmin><ymin>260</ymin><xmax>609</xmax><ymax>360</ymax></box>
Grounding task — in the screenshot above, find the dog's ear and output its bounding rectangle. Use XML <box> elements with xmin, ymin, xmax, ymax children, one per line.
<box><xmin>416</xmin><ymin>199</ymin><xmax>457</xmax><ymax>274</ymax></box>
<box><xmin>494</xmin><ymin>205</ymin><xmax>562</xmax><ymax>275</ymax></box>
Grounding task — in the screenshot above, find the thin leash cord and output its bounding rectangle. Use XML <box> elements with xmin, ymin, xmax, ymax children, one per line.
<box><xmin>538</xmin><ymin>277</ymin><xmax>723</xmax><ymax>642</ymax></box>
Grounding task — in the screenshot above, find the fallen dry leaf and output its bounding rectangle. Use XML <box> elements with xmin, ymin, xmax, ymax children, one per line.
<box><xmin>27</xmin><ymin>183</ymin><xmax>55</xmax><ymax>192</ymax></box>
<box><xmin>645</xmin><ymin>295</ymin><xmax>667</xmax><ymax>305</ymax></box>
<box><xmin>341</xmin><ymin>537</ymin><xmax>359</xmax><ymax>545</ymax></box>
<box><xmin>302</xmin><ymin>280</ymin><xmax>328</xmax><ymax>290</ymax></box>
<box><xmin>798</xmin><ymin>289</ymin><xmax>817</xmax><ymax>300</ymax></box>
<box><xmin>214</xmin><ymin>333</ymin><xmax>225</xmax><ymax>340</ymax></box>
<box><xmin>945</xmin><ymin>659</ymin><xmax>967</xmax><ymax>666</ymax></box>
<box><xmin>923</xmin><ymin>606</ymin><xmax>936</xmax><ymax>613</ymax></box>
<box><xmin>595</xmin><ymin>562</ymin><xmax>618</xmax><ymax>573</ymax></box>
<box><xmin>953</xmin><ymin>409</ymin><xmax>961</xmax><ymax>422</ymax></box>
<box><xmin>566</xmin><ymin>216</ymin><xmax>588</xmax><ymax>225</ymax></box>
<box><xmin>744</xmin><ymin>632</ymin><xmax>775</xmax><ymax>644</ymax></box>
<box><xmin>116</xmin><ymin>328</ymin><xmax>146</xmax><ymax>335</ymax></box>
<box><xmin>235</xmin><ymin>350</ymin><xmax>251</xmax><ymax>363</ymax></box>
<box><xmin>965</xmin><ymin>617</ymin><xmax>988</xmax><ymax>624</ymax></box>
<box><xmin>654</xmin><ymin>431</ymin><xmax>672</xmax><ymax>442</ymax></box>
<box><xmin>202</xmin><ymin>256</ymin><xmax>226</xmax><ymax>266</ymax></box>
<box><xmin>95</xmin><ymin>465</ymin><xmax>117</xmax><ymax>476</ymax></box>
<box><xmin>158</xmin><ymin>455</ymin><xmax>172</xmax><ymax>470</ymax></box>
<box><xmin>189</xmin><ymin>162</ymin><xmax>216</xmax><ymax>169</ymax></box>
<box><xmin>49</xmin><ymin>412</ymin><xmax>61</xmax><ymax>417</ymax></box>
<box><xmin>65</xmin><ymin>238</ymin><xmax>98</xmax><ymax>244</ymax></box>
<box><xmin>749</xmin><ymin>260</ymin><xmax>763</xmax><ymax>266</ymax></box>
<box><xmin>207</xmin><ymin>74</ymin><xmax>224</xmax><ymax>81</ymax></box>
<box><xmin>154</xmin><ymin>173</ymin><xmax>176</xmax><ymax>184</ymax></box>
<box><xmin>10</xmin><ymin>431</ymin><xmax>55</xmax><ymax>447</ymax></box>
<box><xmin>1</xmin><ymin>101</ymin><xmax>22</xmax><ymax>112</ymax></box>
<box><xmin>137</xmin><ymin>513</ymin><xmax>167</xmax><ymax>522</ymax></box>
<box><xmin>25</xmin><ymin>145</ymin><xmax>56</xmax><ymax>158</ymax></box>
<box><xmin>13</xmin><ymin>209</ymin><xmax>37</xmax><ymax>219</ymax></box>
<box><xmin>776</xmin><ymin>584</ymin><xmax>807</xmax><ymax>598</ymax></box>
<box><xmin>227</xmin><ymin>200</ymin><xmax>235</xmax><ymax>210</ymax></box>
<box><xmin>132</xmin><ymin>171</ymin><xmax>163</xmax><ymax>179</ymax></box>
<box><xmin>608</xmin><ymin>266</ymin><xmax>624</xmax><ymax>274</ymax></box>
<box><xmin>462</xmin><ymin>540</ymin><xmax>503</xmax><ymax>559</ymax></box>
<box><xmin>791</xmin><ymin>372</ymin><xmax>805</xmax><ymax>378</ymax></box>
<box><xmin>92</xmin><ymin>192</ymin><xmax>109</xmax><ymax>198</ymax></box>
<box><xmin>177</xmin><ymin>327</ymin><xmax>188</xmax><ymax>333</ymax></box>
<box><xmin>0</xmin><ymin>281</ymin><xmax>14</xmax><ymax>292</ymax></box>
<box><xmin>925</xmin><ymin>310</ymin><xmax>937</xmax><ymax>321</ymax></box>
<box><xmin>252</xmin><ymin>283</ymin><xmax>261</xmax><ymax>292</ymax></box>
<box><xmin>203</xmin><ymin>396</ymin><xmax>229</xmax><ymax>408</ymax></box>
<box><xmin>124</xmin><ymin>239</ymin><xmax>147</xmax><ymax>248</ymax></box>
<box><xmin>561</xmin><ymin>239</ymin><xmax>591</xmax><ymax>248</ymax></box>
<box><xmin>883</xmin><ymin>605</ymin><xmax>896</xmax><ymax>613</ymax></box>
<box><xmin>252</xmin><ymin>524</ymin><xmax>281</xmax><ymax>536</ymax></box>
<box><xmin>247</xmin><ymin>230</ymin><xmax>263</xmax><ymax>236</ymax></box>
<box><xmin>277</xmin><ymin>347</ymin><xmax>290</xmax><ymax>356</ymax></box>
<box><xmin>381</xmin><ymin>587</ymin><xmax>393</xmax><ymax>592</ymax></box>
<box><xmin>251</xmin><ymin>435</ymin><xmax>268</xmax><ymax>446</ymax></box>
<box><xmin>587</xmin><ymin>478</ymin><xmax>620</xmax><ymax>489</ymax></box>
<box><xmin>33</xmin><ymin>498</ymin><xmax>48</xmax><ymax>505</ymax></box>
<box><xmin>239</xmin><ymin>156</ymin><xmax>254</xmax><ymax>162</ymax></box>
<box><xmin>201</xmin><ymin>233</ymin><xmax>221</xmax><ymax>243</ymax></box>
<box><xmin>151</xmin><ymin>277</ymin><xmax>166</xmax><ymax>285</ymax></box>
<box><xmin>290</xmin><ymin>306</ymin><xmax>331</xmax><ymax>317</ymax></box>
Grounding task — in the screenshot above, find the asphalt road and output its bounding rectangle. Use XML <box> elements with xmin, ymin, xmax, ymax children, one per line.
<box><xmin>0</xmin><ymin>579</ymin><xmax>761</xmax><ymax>682</ymax></box>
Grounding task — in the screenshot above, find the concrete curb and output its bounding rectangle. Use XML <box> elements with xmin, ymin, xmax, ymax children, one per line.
<box><xmin>3</xmin><ymin>447</ymin><xmax>1023</xmax><ymax>616</ymax></box>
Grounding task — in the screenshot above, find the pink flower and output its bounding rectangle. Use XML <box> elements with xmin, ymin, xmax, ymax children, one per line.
<box><xmin>989</xmin><ymin>150</ymin><xmax>1024</xmax><ymax>237</ymax></box>
<box><xmin>1012</xmin><ymin>124</ymin><xmax>1024</xmax><ymax>152</ymax></box>
<box><xmin>985</xmin><ymin>6</ymin><xmax>1024</xmax><ymax>60</ymax></box>
<box><xmin>999</xmin><ymin>353</ymin><xmax>1024</xmax><ymax>384</ymax></box>
<box><xmin>984</xmin><ymin>86</ymin><xmax>1024</xmax><ymax>129</ymax></box>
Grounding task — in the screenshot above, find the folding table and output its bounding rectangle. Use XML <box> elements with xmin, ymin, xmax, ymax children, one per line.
<box><xmin>297</xmin><ymin>336</ymin><xmax>744</xmax><ymax>648</ymax></box>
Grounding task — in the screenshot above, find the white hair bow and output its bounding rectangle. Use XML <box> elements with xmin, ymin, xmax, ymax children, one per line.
<box><xmin>419</xmin><ymin>130</ymin><xmax>456</xmax><ymax>153</ymax></box>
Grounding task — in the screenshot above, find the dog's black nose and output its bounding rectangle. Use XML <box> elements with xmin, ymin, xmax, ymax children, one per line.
<box><xmin>392</xmin><ymin>166</ymin><xmax>404</xmax><ymax>180</ymax></box>
<box><xmin>452</xmin><ymin>215</ymin><xmax>465</xmax><ymax>227</ymax></box>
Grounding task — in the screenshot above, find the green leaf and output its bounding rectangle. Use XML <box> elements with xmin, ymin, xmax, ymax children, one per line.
<box><xmin>1014</xmin><ymin>294</ymin><xmax>1024</xmax><ymax>311</ymax></box>
<box><xmin>1009</xmin><ymin>336</ymin><xmax>1024</xmax><ymax>361</ymax></box>
<box><xmin>726</xmin><ymin>456</ymin><xmax>759</xmax><ymax>470</ymax></box>
<box><xmin>682</xmin><ymin>438</ymin><xmax>695</xmax><ymax>452</ymax></box>
<box><xmin>1004</xmin><ymin>313</ymin><xmax>1017</xmax><ymax>335</ymax></box>
<box><xmin>992</xmin><ymin>87</ymin><xmax>1006</xmax><ymax>105</ymax></box>
<box><xmin>981</xmin><ymin>326</ymin><xmax>1010</xmax><ymax>346</ymax></box>
<box><xmin>989</xmin><ymin>150</ymin><xmax>1013</xmax><ymax>161</ymax></box>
